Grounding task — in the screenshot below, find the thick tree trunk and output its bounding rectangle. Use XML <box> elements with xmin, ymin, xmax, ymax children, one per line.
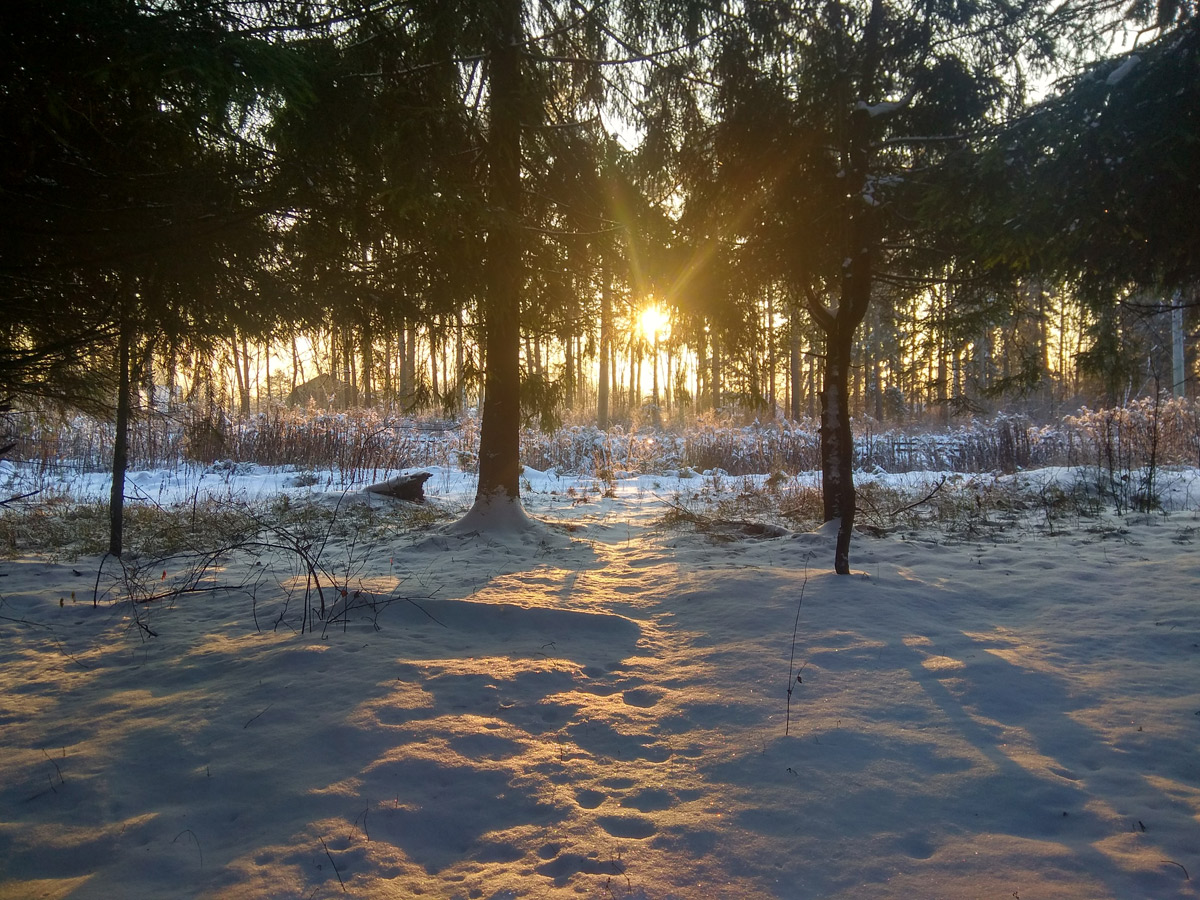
<box><xmin>808</xmin><ymin>7</ymin><xmax>882</xmax><ymax>573</ymax></box>
<box><xmin>819</xmin><ymin>333</ymin><xmax>857</xmax><ymax>574</ymax></box>
<box><xmin>466</xmin><ymin>0</ymin><xmax>525</xmax><ymax>518</ymax></box>
<box><xmin>1172</xmin><ymin>290</ymin><xmax>1186</xmax><ymax>398</ymax></box>
<box><xmin>108</xmin><ymin>320</ymin><xmax>133</xmax><ymax>558</ymax></box>
<box><xmin>809</xmin><ymin>0</ymin><xmax>887</xmax><ymax>571</ymax></box>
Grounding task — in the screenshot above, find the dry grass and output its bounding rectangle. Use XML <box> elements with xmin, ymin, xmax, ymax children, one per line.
<box><xmin>6</xmin><ymin>396</ymin><xmax>1199</xmax><ymax>483</ymax></box>
<box><xmin>0</xmin><ymin>492</ymin><xmax>455</xmax><ymax>562</ymax></box>
<box><xmin>655</xmin><ymin>469</ymin><xmax>1133</xmax><ymax>546</ymax></box>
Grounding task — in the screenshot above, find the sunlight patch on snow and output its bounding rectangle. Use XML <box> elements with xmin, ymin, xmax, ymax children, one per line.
<box><xmin>0</xmin><ymin>876</ymin><xmax>94</xmax><ymax>900</ymax></box>
<box><xmin>920</xmin><ymin>654</ymin><xmax>966</xmax><ymax>672</ymax></box>
<box><xmin>3</xmin><ymin>467</ymin><xmax>1199</xmax><ymax>898</ymax></box>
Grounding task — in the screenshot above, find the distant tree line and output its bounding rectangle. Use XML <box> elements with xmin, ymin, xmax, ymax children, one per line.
<box><xmin>2</xmin><ymin>0</ymin><xmax>1196</xmax><ymax>568</ymax></box>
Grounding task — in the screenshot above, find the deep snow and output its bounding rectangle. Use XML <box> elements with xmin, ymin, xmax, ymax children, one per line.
<box><xmin>1</xmin><ymin>463</ymin><xmax>1198</xmax><ymax>899</ymax></box>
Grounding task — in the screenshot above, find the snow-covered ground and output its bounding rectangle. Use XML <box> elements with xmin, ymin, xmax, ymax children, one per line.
<box><xmin>1</xmin><ymin>463</ymin><xmax>1198</xmax><ymax>899</ymax></box>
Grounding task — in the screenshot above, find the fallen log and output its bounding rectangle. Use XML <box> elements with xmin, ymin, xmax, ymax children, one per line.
<box><xmin>363</xmin><ymin>471</ymin><xmax>433</xmax><ymax>502</ymax></box>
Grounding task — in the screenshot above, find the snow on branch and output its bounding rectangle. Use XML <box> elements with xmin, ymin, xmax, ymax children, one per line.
<box><xmin>1105</xmin><ymin>54</ymin><xmax>1141</xmax><ymax>86</ymax></box>
<box><xmin>855</xmin><ymin>90</ymin><xmax>916</xmax><ymax>117</ymax></box>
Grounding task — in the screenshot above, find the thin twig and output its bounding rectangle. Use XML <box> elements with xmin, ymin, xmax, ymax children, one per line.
<box><xmin>320</xmin><ymin>836</ymin><xmax>347</xmax><ymax>892</ymax></box>
<box><xmin>172</xmin><ymin>829</ymin><xmax>204</xmax><ymax>868</ymax></box>
<box><xmin>1161</xmin><ymin>859</ymin><xmax>1190</xmax><ymax>880</ymax></box>
<box><xmin>355</xmin><ymin>803</ymin><xmax>371</xmax><ymax>842</ymax></box>
<box><xmin>0</xmin><ymin>488</ymin><xmax>42</xmax><ymax>507</ymax></box>
<box><xmin>785</xmin><ymin>554</ymin><xmax>813</xmax><ymax>737</ymax></box>
<box><xmin>399</xmin><ymin>595</ymin><xmax>447</xmax><ymax>628</ymax></box>
<box><xmin>93</xmin><ymin>553</ymin><xmax>111</xmax><ymax>607</ymax></box>
<box><xmin>243</xmin><ymin>704</ymin><xmax>273</xmax><ymax>729</ymax></box>
<box><xmin>41</xmin><ymin>748</ymin><xmax>64</xmax><ymax>785</ymax></box>
<box><xmin>0</xmin><ymin>611</ymin><xmax>53</xmax><ymax>629</ymax></box>
<box><xmin>888</xmin><ymin>476</ymin><xmax>948</xmax><ymax>517</ymax></box>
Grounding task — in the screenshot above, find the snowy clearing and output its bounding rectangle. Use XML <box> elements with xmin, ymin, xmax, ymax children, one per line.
<box><xmin>1</xmin><ymin>465</ymin><xmax>1198</xmax><ymax>899</ymax></box>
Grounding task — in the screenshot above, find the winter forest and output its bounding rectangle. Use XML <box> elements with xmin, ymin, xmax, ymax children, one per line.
<box><xmin>2</xmin><ymin>2</ymin><xmax>1199</xmax><ymax>899</ymax></box>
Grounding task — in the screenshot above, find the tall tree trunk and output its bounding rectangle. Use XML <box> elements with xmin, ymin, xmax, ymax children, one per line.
<box><xmin>468</xmin><ymin>0</ymin><xmax>525</xmax><ymax>515</ymax></box>
<box><xmin>328</xmin><ymin>326</ymin><xmax>339</xmax><ymax>389</ymax></box>
<box><xmin>665</xmin><ymin>345</ymin><xmax>672</xmax><ymax>414</ymax></box>
<box><xmin>430</xmin><ymin>323</ymin><xmax>440</xmax><ymax>402</ymax></box>
<box><xmin>165</xmin><ymin>343</ymin><xmax>177</xmax><ymax>412</ymax></box>
<box><xmin>598</xmin><ymin>270</ymin><xmax>611</xmax><ymax>428</ymax></box>
<box><xmin>766</xmin><ymin>287</ymin><xmax>776</xmax><ymax>415</ymax></box>
<box><xmin>343</xmin><ymin>325</ymin><xmax>356</xmax><ymax>407</ymax></box>
<box><xmin>405</xmin><ymin>324</ymin><xmax>417</xmax><ymax>406</ymax></box>
<box><xmin>241</xmin><ymin>337</ymin><xmax>252</xmax><ymax>414</ymax></box>
<box><xmin>1172</xmin><ymin>289</ymin><xmax>1186</xmax><ymax>398</ymax></box>
<box><xmin>1057</xmin><ymin>298</ymin><xmax>1067</xmax><ymax>404</ymax></box>
<box><xmin>807</xmin><ymin>356</ymin><xmax>817</xmax><ymax>419</ymax></box>
<box><xmin>436</xmin><ymin>331</ymin><xmax>446</xmax><ymax>405</ymax></box>
<box><xmin>807</xmin><ymin>0</ymin><xmax>885</xmax><ymax>574</ymax></box>
<box><xmin>873</xmin><ymin>356</ymin><xmax>884</xmax><ymax>421</ymax></box>
<box><xmin>937</xmin><ymin>289</ymin><xmax>950</xmax><ymax>425</ymax></box>
<box><xmin>1035</xmin><ymin>282</ymin><xmax>1050</xmax><ymax>408</ymax></box>
<box><xmin>230</xmin><ymin>335</ymin><xmax>251</xmax><ymax>416</ymax></box>
<box><xmin>139</xmin><ymin>337</ymin><xmax>156</xmax><ymax>412</ymax></box>
<box><xmin>396</xmin><ymin>321</ymin><xmax>409</xmax><ymax>402</ymax></box>
<box><xmin>650</xmin><ymin>334</ymin><xmax>661</xmax><ymax>426</ymax></box>
<box><xmin>291</xmin><ymin>336</ymin><xmax>302</xmax><ymax>396</ymax></box>
<box><xmin>381</xmin><ymin>331</ymin><xmax>393</xmax><ymax>408</ymax></box>
<box><xmin>361</xmin><ymin>319</ymin><xmax>374</xmax><ymax>408</ymax></box>
<box><xmin>564</xmin><ymin>332</ymin><xmax>575</xmax><ymax>409</ymax></box>
<box><xmin>789</xmin><ymin>308</ymin><xmax>802</xmax><ymax>421</ymax></box>
<box><xmin>628</xmin><ymin>337</ymin><xmax>637</xmax><ymax>410</ymax></box>
<box><xmin>711</xmin><ymin>334</ymin><xmax>721</xmax><ymax>411</ymax></box>
<box><xmin>952</xmin><ymin>347</ymin><xmax>962</xmax><ymax>407</ymax></box>
<box><xmin>456</xmin><ymin>309</ymin><xmax>466</xmax><ymax>413</ymax></box>
<box><xmin>818</xmin><ymin>329</ymin><xmax>856</xmax><ymax>571</ymax></box>
<box><xmin>109</xmin><ymin>319</ymin><xmax>133</xmax><ymax>558</ymax></box>
<box><xmin>634</xmin><ymin>345</ymin><xmax>642</xmax><ymax>406</ymax></box>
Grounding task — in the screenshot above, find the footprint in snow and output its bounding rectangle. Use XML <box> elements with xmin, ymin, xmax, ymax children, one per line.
<box><xmin>621</xmin><ymin>687</ymin><xmax>662</xmax><ymax>708</ymax></box>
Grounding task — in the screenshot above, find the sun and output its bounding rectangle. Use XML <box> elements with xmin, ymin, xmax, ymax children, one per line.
<box><xmin>638</xmin><ymin>303</ymin><xmax>671</xmax><ymax>342</ymax></box>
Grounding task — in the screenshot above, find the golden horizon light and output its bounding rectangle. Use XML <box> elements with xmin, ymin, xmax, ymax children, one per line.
<box><xmin>638</xmin><ymin>302</ymin><xmax>671</xmax><ymax>343</ymax></box>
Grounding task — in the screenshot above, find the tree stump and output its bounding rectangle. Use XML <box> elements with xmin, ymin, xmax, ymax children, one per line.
<box><xmin>363</xmin><ymin>471</ymin><xmax>433</xmax><ymax>502</ymax></box>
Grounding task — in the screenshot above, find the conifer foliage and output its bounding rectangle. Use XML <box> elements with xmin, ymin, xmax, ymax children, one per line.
<box><xmin>1</xmin><ymin>1</ymin><xmax>1194</xmax><ymax>570</ymax></box>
